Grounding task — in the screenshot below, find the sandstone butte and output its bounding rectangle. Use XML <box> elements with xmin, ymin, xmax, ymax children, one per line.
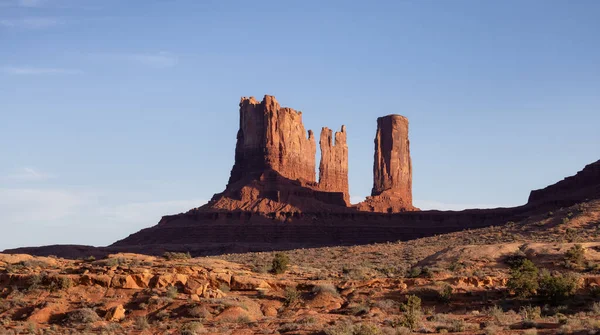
<box><xmin>208</xmin><ymin>94</ymin><xmax>416</xmax><ymax>214</ymax></box>
<box><xmin>4</xmin><ymin>94</ymin><xmax>600</xmax><ymax>258</ymax></box>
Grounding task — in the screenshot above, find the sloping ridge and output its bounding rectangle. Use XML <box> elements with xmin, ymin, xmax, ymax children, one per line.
<box><xmin>528</xmin><ymin>160</ymin><xmax>600</xmax><ymax>208</ymax></box>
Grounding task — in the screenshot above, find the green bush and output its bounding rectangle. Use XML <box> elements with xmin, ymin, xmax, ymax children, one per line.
<box><xmin>135</xmin><ymin>316</ymin><xmax>150</xmax><ymax>330</ymax></box>
<box><xmin>538</xmin><ymin>270</ymin><xmax>578</xmax><ymax>304</ymax></box>
<box><xmin>65</xmin><ymin>308</ymin><xmax>100</xmax><ymax>324</ymax></box>
<box><xmin>564</xmin><ymin>244</ymin><xmax>586</xmax><ymax>270</ymax></box>
<box><xmin>180</xmin><ymin>321</ymin><xmax>204</xmax><ymax>335</ymax></box>
<box><xmin>166</xmin><ymin>285</ymin><xmax>179</xmax><ymax>299</ymax></box>
<box><xmin>163</xmin><ymin>252</ymin><xmax>191</xmax><ymax>260</ymax></box>
<box><xmin>284</xmin><ymin>287</ymin><xmax>301</xmax><ymax>306</ymax></box>
<box><xmin>439</xmin><ymin>284</ymin><xmax>453</xmax><ymax>303</ymax></box>
<box><xmin>399</xmin><ymin>295</ymin><xmax>422</xmax><ymax>330</ymax></box>
<box><xmin>271</xmin><ymin>253</ymin><xmax>290</xmax><ymax>275</ymax></box>
<box><xmin>507</xmin><ymin>259</ymin><xmax>539</xmax><ymax>298</ymax></box>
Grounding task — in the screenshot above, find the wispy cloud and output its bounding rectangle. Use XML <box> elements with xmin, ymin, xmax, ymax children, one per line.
<box><xmin>0</xmin><ymin>185</ymin><xmax>206</xmax><ymax>249</ymax></box>
<box><xmin>18</xmin><ymin>0</ymin><xmax>45</xmax><ymax>7</ymax></box>
<box><xmin>0</xmin><ymin>17</ymin><xmax>62</xmax><ymax>29</ymax></box>
<box><xmin>94</xmin><ymin>52</ymin><xmax>179</xmax><ymax>69</ymax></box>
<box><xmin>6</xmin><ymin>167</ymin><xmax>55</xmax><ymax>182</ymax></box>
<box><xmin>1</xmin><ymin>66</ymin><xmax>82</xmax><ymax>75</ymax></box>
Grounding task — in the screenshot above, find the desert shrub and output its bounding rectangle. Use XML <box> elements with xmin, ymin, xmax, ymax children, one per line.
<box><xmin>163</xmin><ymin>251</ymin><xmax>192</xmax><ymax>260</ymax></box>
<box><xmin>398</xmin><ymin>295</ymin><xmax>421</xmax><ymax>330</ymax></box>
<box><xmin>166</xmin><ymin>285</ymin><xmax>179</xmax><ymax>299</ymax></box>
<box><xmin>439</xmin><ymin>284</ymin><xmax>453</xmax><ymax>303</ymax></box>
<box><xmin>48</xmin><ymin>275</ymin><xmax>73</xmax><ymax>291</ymax></box>
<box><xmin>279</xmin><ymin>323</ymin><xmax>301</xmax><ymax>332</ymax></box>
<box><xmin>135</xmin><ymin>316</ymin><xmax>150</xmax><ymax>330</ymax></box>
<box><xmin>343</xmin><ymin>266</ymin><xmax>369</xmax><ymax>280</ymax></box>
<box><xmin>324</xmin><ymin>320</ymin><xmax>353</xmax><ymax>335</ymax></box>
<box><xmin>504</xmin><ymin>250</ymin><xmax>528</xmax><ymax>269</ymax></box>
<box><xmin>218</xmin><ymin>282</ymin><xmax>230</xmax><ymax>292</ymax></box>
<box><xmin>448</xmin><ymin>261</ymin><xmax>465</xmax><ymax>273</ymax></box>
<box><xmin>324</xmin><ymin>321</ymin><xmax>381</xmax><ymax>335</ymax></box>
<box><xmin>446</xmin><ymin>319</ymin><xmax>466</xmax><ymax>332</ymax></box>
<box><xmin>564</xmin><ymin>244</ymin><xmax>586</xmax><ymax>270</ymax></box>
<box><xmin>590</xmin><ymin>301</ymin><xmax>600</xmax><ymax>315</ymax></box>
<box><xmin>65</xmin><ymin>308</ymin><xmax>100</xmax><ymax>324</ymax></box>
<box><xmin>406</xmin><ymin>266</ymin><xmax>422</xmax><ymax>278</ymax></box>
<box><xmin>26</xmin><ymin>274</ymin><xmax>44</xmax><ymax>291</ymax></box>
<box><xmin>58</xmin><ymin>276</ymin><xmax>73</xmax><ymax>290</ymax></box>
<box><xmin>507</xmin><ymin>259</ymin><xmax>539</xmax><ymax>298</ymax></box>
<box><xmin>180</xmin><ymin>321</ymin><xmax>204</xmax><ymax>335</ymax></box>
<box><xmin>188</xmin><ymin>304</ymin><xmax>210</xmax><ymax>319</ymax></box>
<box><xmin>284</xmin><ymin>287</ymin><xmax>301</xmax><ymax>306</ymax></box>
<box><xmin>519</xmin><ymin>305</ymin><xmax>541</xmax><ymax>321</ymax></box>
<box><xmin>375</xmin><ymin>299</ymin><xmax>396</xmax><ymax>311</ymax></box>
<box><xmin>483</xmin><ymin>325</ymin><xmax>503</xmax><ymax>335</ymax></box>
<box><xmin>352</xmin><ymin>323</ymin><xmax>381</xmax><ymax>335</ymax></box>
<box><xmin>26</xmin><ymin>322</ymin><xmax>37</xmax><ymax>334</ymax></box>
<box><xmin>271</xmin><ymin>252</ymin><xmax>290</xmax><ymax>275</ymax></box>
<box><xmin>313</xmin><ymin>283</ymin><xmax>339</xmax><ymax>296</ymax></box>
<box><xmin>537</xmin><ymin>270</ymin><xmax>578</xmax><ymax>304</ymax></box>
<box><xmin>155</xmin><ymin>309</ymin><xmax>170</xmax><ymax>321</ymax></box>
<box><xmin>101</xmin><ymin>322</ymin><xmax>122</xmax><ymax>333</ymax></box>
<box><xmin>485</xmin><ymin>305</ymin><xmax>520</xmax><ymax>326</ymax></box>
<box><xmin>350</xmin><ymin>303</ymin><xmax>371</xmax><ymax>316</ymax></box>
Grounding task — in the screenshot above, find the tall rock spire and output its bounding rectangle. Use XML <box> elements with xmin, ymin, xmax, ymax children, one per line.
<box><xmin>318</xmin><ymin>126</ymin><xmax>349</xmax><ymax>204</ymax></box>
<box><xmin>356</xmin><ymin>114</ymin><xmax>417</xmax><ymax>212</ymax></box>
<box><xmin>372</xmin><ymin>115</ymin><xmax>412</xmax><ymax>199</ymax></box>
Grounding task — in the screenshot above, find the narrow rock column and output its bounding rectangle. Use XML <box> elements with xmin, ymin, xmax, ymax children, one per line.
<box><xmin>318</xmin><ymin>126</ymin><xmax>349</xmax><ymax>204</ymax></box>
<box><xmin>372</xmin><ymin>115</ymin><xmax>412</xmax><ymax>202</ymax></box>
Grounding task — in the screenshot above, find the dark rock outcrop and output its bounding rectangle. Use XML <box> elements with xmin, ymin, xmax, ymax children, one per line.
<box><xmin>528</xmin><ymin>160</ymin><xmax>600</xmax><ymax>208</ymax></box>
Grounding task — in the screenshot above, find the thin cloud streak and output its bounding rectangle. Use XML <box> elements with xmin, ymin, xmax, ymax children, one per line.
<box><xmin>18</xmin><ymin>0</ymin><xmax>45</xmax><ymax>7</ymax></box>
<box><xmin>1</xmin><ymin>66</ymin><xmax>82</xmax><ymax>75</ymax></box>
<box><xmin>6</xmin><ymin>167</ymin><xmax>55</xmax><ymax>182</ymax></box>
<box><xmin>93</xmin><ymin>52</ymin><xmax>179</xmax><ymax>68</ymax></box>
<box><xmin>0</xmin><ymin>17</ymin><xmax>62</xmax><ymax>29</ymax></box>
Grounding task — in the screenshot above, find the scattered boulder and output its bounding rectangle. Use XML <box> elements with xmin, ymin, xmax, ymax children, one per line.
<box><xmin>105</xmin><ymin>305</ymin><xmax>126</xmax><ymax>322</ymax></box>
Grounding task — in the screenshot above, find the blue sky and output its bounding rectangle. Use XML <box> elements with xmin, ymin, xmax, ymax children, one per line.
<box><xmin>1</xmin><ymin>0</ymin><xmax>599</xmax><ymax>250</ymax></box>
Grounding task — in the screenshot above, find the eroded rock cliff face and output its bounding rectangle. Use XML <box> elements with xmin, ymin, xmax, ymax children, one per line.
<box><xmin>209</xmin><ymin>95</ymin><xmax>350</xmax><ymax>213</ymax></box>
<box><xmin>318</xmin><ymin>126</ymin><xmax>349</xmax><ymax>204</ymax></box>
<box><xmin>356</xmin><ymin>115</ymin><xmax>417</xmax><ymax>212</ymax></box>
<box><xmin>228</xmin><ymin>96</ymin><xmax>317</xmax><ymax>185</ymax></box>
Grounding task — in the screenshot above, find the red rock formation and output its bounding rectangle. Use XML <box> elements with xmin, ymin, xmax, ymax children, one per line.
<box><xmin>318</xmin><ymin>126</ymin><xmax>349</xmax><ymax>204</ymax></box>
<box><xmin>228</xmin><ymin>96</ymin><xmax>317</xmax><ymax>185</ymax></box>
<box><xmin>528</xmin><ymin>160</ymin><xmax>600</xmax><ymax>208</ymax></box>
<box><xmin>212</xmin><ymin>95</ymin><xmax>349</xmax><ymax>213</ymax></box>
<box><xmin>357</xmin><ymin>115</ymin><xmax>417</xmax><ymax>212</ymax></box>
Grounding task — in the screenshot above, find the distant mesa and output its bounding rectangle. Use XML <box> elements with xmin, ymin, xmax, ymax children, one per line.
<box><xmin>201</xmin><ymin>94</ymin><xmax>415</xmax><ymax>214</ymax></box>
